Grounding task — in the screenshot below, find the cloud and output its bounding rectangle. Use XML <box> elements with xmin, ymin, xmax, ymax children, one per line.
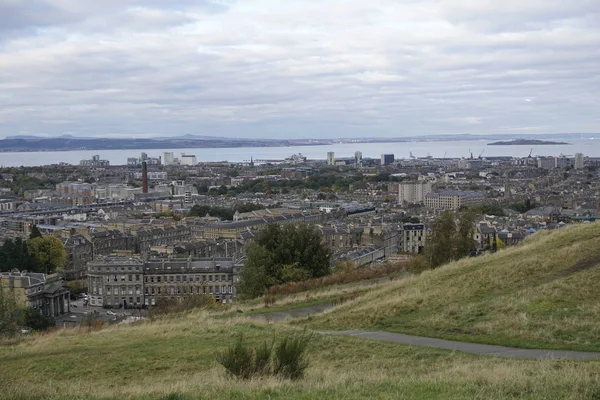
<box><xmin>0</xmin><ymin>0</ymin><xmax>599</xmax><ymax>138</ymax></box>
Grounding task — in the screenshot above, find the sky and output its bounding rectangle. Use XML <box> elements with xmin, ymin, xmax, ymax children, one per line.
<box><xmin>0</xmin><ymin>0</ymin><xmax>599</xmax><ymax>139</ymax></box>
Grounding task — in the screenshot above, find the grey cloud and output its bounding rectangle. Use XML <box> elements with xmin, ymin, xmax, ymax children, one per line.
<box><xmin>0</xmin><ymin>0</ymin><xmax>599</xmax><ymax>138</ymax></box>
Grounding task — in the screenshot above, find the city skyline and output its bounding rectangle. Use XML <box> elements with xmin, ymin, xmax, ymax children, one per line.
<box><xmin>1</xmin><ymin>1</ymin><xmax>599</xmax><ymax>139</ymax></box>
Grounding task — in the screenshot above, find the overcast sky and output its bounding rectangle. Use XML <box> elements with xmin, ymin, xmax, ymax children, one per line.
<box><xmin>0</xmin><ymin>0</ymin><xmax>599</xmax><ymax>139</ymax></box>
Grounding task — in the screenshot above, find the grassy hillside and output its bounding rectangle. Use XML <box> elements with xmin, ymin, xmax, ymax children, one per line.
<box><xmin>2</xmin><ymin>312</ymin><xmax>600</xmax><ymax>400</ymax></box>
<box><xmin>302</xmin><ymin>223</ymin><xmax>600</xmax><ymax>351</ymax></box>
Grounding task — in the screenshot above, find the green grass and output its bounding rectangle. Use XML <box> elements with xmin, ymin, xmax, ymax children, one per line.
<box><xmin>301</xmin><ymin>223</ymin><xmax>600</xmax><ymax>351</ymax></box>
<box><xmin>2</xmin><ymin>311</ymin><xmax>600</xmax><ymax>399</ymax></box>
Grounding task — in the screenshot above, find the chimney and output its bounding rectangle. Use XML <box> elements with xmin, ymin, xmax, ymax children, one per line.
<box><xmin>142</xmin><ymin>161</ymin><xmax>149</xmax><ymax>194</ymax></box>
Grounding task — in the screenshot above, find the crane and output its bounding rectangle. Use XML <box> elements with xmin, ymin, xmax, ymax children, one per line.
<box><xmin>443</xmin><ymin>151</ymin><xmax>447</xmax><ymax>159</ymax></box>
<box><xmin>528</xmin><ymin>148</ymin><xmax>533</xmax><ymax>158</ymax></box>
<box><xmin>469</xmin><ymin>149</ymin><xmax>473</xmax><ymax>159</ymax></box>
<box><xmin>478</xmin><ymin>150</ymin><xmax>485</xmax><ymax>159</ymax></box>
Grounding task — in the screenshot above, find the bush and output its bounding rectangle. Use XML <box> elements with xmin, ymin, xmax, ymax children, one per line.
<box><xmin>24</xmin><ymin>309</ymin><xmax>55</xmax><ymax>331</ymax></box>
<box><xmin>216</xmin><ymin>335</ymin><xmax>255</xmax><ymax>380</ymax></box>
<box><xmin>273</xmin><ymin>331</ymin><xmax>312</xmax><ymax>380</ymax></box>
<box><xmin>217</xmin><ymin>332</ymin><xmax>312</xmax><ymax>380</ymax></box>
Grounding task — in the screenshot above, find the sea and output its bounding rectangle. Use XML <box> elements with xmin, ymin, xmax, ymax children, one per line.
<box><xmin>0</xmin><ymin>139</ymin><xmax>597</xmax><ymax>167</ymax></box>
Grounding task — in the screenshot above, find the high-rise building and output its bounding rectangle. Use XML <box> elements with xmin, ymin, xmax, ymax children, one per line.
<box><xmin>327</xmin><ymin>152</ymin><xmax>335</xmax><ymax>166</ymax></box>
<box><xmin>381</xmin><ymin>154</ymin><xmax>395</xmax><ymax>165</ymax></box>
<box><xmin>163</xmin><ymin>152</ymin><xmax>175</xmax><ymax>166</ymax></box>
<box><xmin>537</xmin><ymin>156</ymin><xmax>556</xmax><ymax>170</ymax></box>
<box><xmin>180</xmin><ymin>154</ymin><xmax>197</xmax><ymax>166</ymax></box>
<box><xmin>354</xmin><ymin>151</ymin><xmax>363</xmax><ymax>166</ymax></box>
<box><xmin>398</xmin><ymin>181</ymin><xmax>433</xmax><ymax>204</ymax></box>
<box><xmin>575</xmin><ymin>153</ymin><xmax>584</xmax><ymax>169</ymax></box>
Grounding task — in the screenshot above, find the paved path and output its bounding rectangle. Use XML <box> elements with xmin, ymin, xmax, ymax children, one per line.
<box><xmin>319</xmin><ymin>330</ymin><xmax>600</xmax><ymax>360</ymax></box>
<box><xmin>251</xmin><ymin>303</ymin><xmax>334</xmax><ymax>322</ymax></box>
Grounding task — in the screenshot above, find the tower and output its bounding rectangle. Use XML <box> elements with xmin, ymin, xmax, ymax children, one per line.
<box><xmin>327</xmin><ymin>152</ymin><xmax>335</xmax><ymax>166</ymax></box>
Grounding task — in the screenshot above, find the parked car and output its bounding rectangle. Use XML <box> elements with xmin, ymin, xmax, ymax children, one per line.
<box><xmin>106</xmin><ymin>310</ymin><xmax>116</xmax><ymax>316</ymax></box>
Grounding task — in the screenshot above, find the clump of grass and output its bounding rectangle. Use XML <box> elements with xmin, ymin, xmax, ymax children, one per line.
<box><xmin>273</xmin><ymin>330</ymin><xmax>312</xmax><ymax>380</ymax></box>
<box><xmin>216</xmin><ymin>332</ymin><xmax>311</xmax><ymax>380</ymax></box>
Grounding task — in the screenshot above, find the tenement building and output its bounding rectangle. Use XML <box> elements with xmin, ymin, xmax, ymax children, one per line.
<box><xmin>424</xmin><ymin>190</ymin><xmax>485</xmax><ymax>210</ymax></box>
<box><xmin>87</xmin><ymin>256</ymin><xmax>239</xmax><ymax>308</ymax></box>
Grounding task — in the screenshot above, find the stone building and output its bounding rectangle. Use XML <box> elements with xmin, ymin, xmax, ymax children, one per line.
<box><xmin>425</xmin><ymin>190</ymin><xmax>485</xmax><ymax>210</ymax></box>
<box><xmin>87</xmin><ymin>256</ymin><xmax>239</xmax><ymax>308</ymax></box>
<box><xmin>62</xmin><ymin>235</ymin><xmax>93</xmax><ymax>280</ymax></box>
<box><xmin>400</xmin><ymin>223</ymin><xmax>426</xmax><ymax>254</ymax></box>
<box><xmin>0</xmin><ymin>272</ymin><xmax>70</xmax><ymax>317</ymax></box>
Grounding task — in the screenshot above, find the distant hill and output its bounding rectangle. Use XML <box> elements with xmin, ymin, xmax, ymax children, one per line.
<box><xmin>489</xmin><ymin>139</ymin><xmax>570</xmax><ymax>146</ymax></box>
<box><xmin>305</xmin><ymin>223</ymin><xmax>600</xmax><ymax>351</ymax></box>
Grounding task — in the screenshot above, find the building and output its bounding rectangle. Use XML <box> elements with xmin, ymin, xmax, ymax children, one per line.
<box><xmin>327</xmin><ymin>152</ymin><xmax>335</xmax><ymax>166</ymax></box>
<box><xmin>87</xmin><ymin>256</ymin><xmax>238</xmax><ymax>308</ymax></box>
<box><xmin>400</xmin><ymin>223</ymin><xmax>425</xmax><ymax>253</ymax></box>
<box><xmin>0</xmin><ymin>199</ymin><xmax>15</xmax><ymax>211</ymax></box>
<box><xmin>0</xmin><ymin>272</ymin><xmax>71</xmax><ymax>317</ymax></box>
<box><xmin>537</xmin><ymin>156</ymin><xmax>556</xmax><ymax>170</ymax></box>
<box><xmin>425</xmin><ymin>190</ymin><xmax>485</xmax><ymax>210</ymax></box>
<box><xmin>163</xmin><ymin>152</ymin><xmax>175</xmax><ymax>166</ymax></box>
<box><xmin>398</xmin><ymin>181</ymin><xmax>433</xmax><ymax>204</ymax></box>
<box><xmin>62</xmin><ymin>235</ymin><xmax>93</xmax><ymax>280</ymax></box>
<box><xmin>381</xmin><ymin>154</ymin><xmax>395</xmax><ymax>165</ymax></box>
<box><xmin>133</xmin><ymin>171</ymin><xmax>168</xmax><ymax>181</ymax></box>
<box><xmin>80</xmin><ymin>155</ymin><xmax>109</xmax><ymax>167</ymax></box>
<box><xmin>575</xmin><ymin>153</ymin><xmax>584</xmax><ymax>169</ymax></box>
<box><xmin>180</xmin><ymin>154</ymin><xmax>197</xmax><ymax>166</ymax></box>
<box><xmin>354</xmin><ymin>151</ymin><xmax>363</xmax><ymax>166</ymax></box>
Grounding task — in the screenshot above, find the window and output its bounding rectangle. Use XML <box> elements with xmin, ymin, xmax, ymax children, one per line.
<box><xmin>121</xmin><ymin>275</ymin><xmax>125</xmax><ymax>282</ymax></box>
<box><xmin>157</xmin><ymin>276</ymin><xmax>161</xmax><ymax>283</ymax></box>
<box><xmin>128</xmin><ymin>275</ymin><xmax>132</xmax><ymax>282</ymax></box>
<box><xmin>136</xmin><ymin>275</ymin><xmax>140</xmax><ymax>281</ymax></box>
<box><xmin>176</xmin><ymin>276</ymin><xmax>181</xmax><ymax>282</ymax></box>
<box><xmin>209</xmin><ymin>275</ymin><xmax>213</xmax><ymax>281</ymax></box>
<box><xmin>202</xmin><ymin>275</ymin><xmax>206</xmax><ymax>282</ymax></box>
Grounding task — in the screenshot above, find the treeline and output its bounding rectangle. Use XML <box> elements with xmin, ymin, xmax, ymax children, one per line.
<box><xmin>188</xmin><ymin>203</ymin><xmax>267</xmax><ymax>220</ymax></box>
<box><xmin>0</xmin><ymin>227</ymin><xmax>67</xmax><ymax>274</ymax></box>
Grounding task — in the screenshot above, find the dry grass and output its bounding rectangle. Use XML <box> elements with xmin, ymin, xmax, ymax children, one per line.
<box><xmin>302</xmin><ymin>223</ymin><xmax>600</xmax><ymax>350</ymax></box>
<box><xmin>2</xmin><ymin>310</ymin><xmax>600</xmax><ymax>399</ymax></box>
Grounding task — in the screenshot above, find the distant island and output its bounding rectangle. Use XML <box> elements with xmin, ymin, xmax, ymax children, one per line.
<box><xmin>488</xmin><ymin>139</ymin><xmax>570</xmax><ymax>146</ymax></box>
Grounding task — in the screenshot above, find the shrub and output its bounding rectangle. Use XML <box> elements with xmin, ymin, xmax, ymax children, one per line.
<box><xmin>253</xmin><ymin>340</ymin><xmax>273</xmax><ymax>376</ymax></box>
<box><xmin>273</xmin><ymin>331</ymin><xmax>312</xmax><ymax>380</ymax></box>
<box><xmin>217</xmin><ymin>332</ymin><xmax>312</xmax><ymax>380</ymax></box>
<box><xmin>216</xmin><ymin>335</ymin><xmax>254</xmax><ymax>380</ymax></box>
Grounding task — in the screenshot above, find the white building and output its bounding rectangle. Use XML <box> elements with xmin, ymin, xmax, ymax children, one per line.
<box><xmin>180</xmin><ymin>154</ymin><xmax>197</xmax><ymax>166</ymax></box>
<box><xmin>163</xmin><ymin>152</ymin><xmax>175</xmax><ymax>166</ymax></box>
<box><xmin>574</xmin><ymin>153</ymin><xmax>584</xmax><ymax>169</ymax></box>
<box><xmin>398</xmin><ymin>181</ymin><xmax>432</xmax><ymax>204</ymax></box>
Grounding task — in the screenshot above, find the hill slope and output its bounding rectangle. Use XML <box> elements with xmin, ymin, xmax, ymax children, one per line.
<box><xmin>2</xmin><ymin>312</ymin><xmax>600</xmax><ymax>400</ymax></box>
<box><xmin>304</xmin><ymin>223</ymin><xmax>600</xmax><ymax>351</ymax></box>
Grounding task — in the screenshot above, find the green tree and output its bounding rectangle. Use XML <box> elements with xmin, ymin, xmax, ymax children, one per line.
<box><xmin>29</xmin><ymin>224</ymin><xmax>43</xmax><ymax>239</ymax></box>
<box><xmin>27</xmin><ymin>236</ymin><xmax>67</xmax><ymax>274</ymax></box>
<box><xmin>426</xmin><ymin>211</ymin><xmax>456</xmax><ymax>268</ymax></box>
<box><xmin>239</xmin><ymin>224</ymin><xmax>331</xmax><ymax>298</ymax></box>
<box><xmin>455</xmin><ymin>211</ymin><xmax>476</xmax><ymax>258</ymax></box>
<box><xmin>0</xmin><ymin>286</ymin><xmax>25</xmax><ymax>336</ymax></box>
